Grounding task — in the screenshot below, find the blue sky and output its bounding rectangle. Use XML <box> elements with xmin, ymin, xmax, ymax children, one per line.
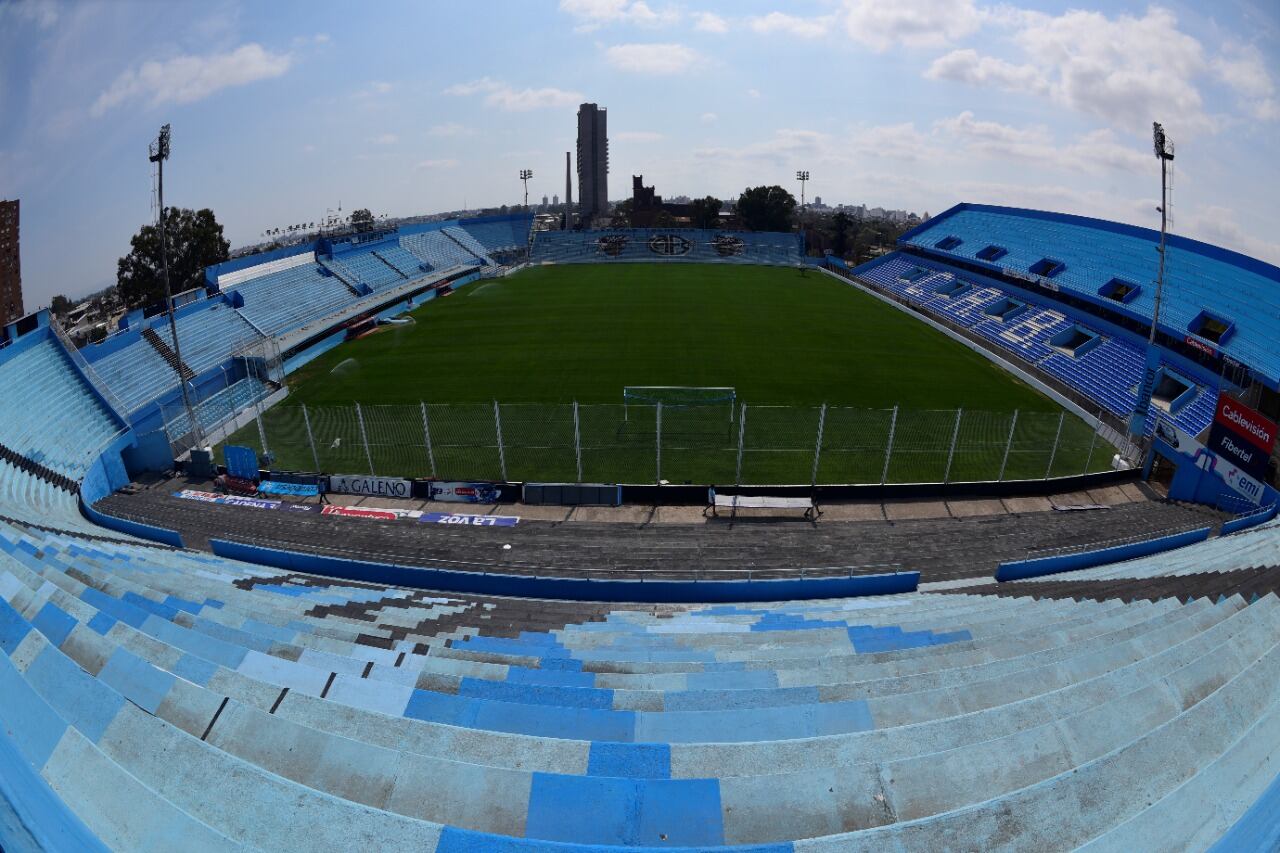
<box><xmin>1</xmin><ymin>0</ymin><xmax>1277</xmax><ymax>308</ymax></box>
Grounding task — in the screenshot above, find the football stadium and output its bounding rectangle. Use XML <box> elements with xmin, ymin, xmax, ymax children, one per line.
<box><xmin>4</xmin><ymin>9</ymin><xmax>1280</xmax><ymax>853</ymax></box>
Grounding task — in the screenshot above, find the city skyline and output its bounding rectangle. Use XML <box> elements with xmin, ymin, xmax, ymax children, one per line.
<box><xmin>1</xmin><ymin>0</ymin><xmax>1277</xmax><ymax>307</ymax></box>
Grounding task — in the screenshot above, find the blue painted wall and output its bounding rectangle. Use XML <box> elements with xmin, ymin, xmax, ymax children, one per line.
<box><xmin>210</xmin><ymin>538</ymin><xmax>919</xmax><ymax>603</ymax></box>
<box><xmin>995</xmin><ymin>525</ymin><xmax>1211</xmax><ymax>581</ymax></box>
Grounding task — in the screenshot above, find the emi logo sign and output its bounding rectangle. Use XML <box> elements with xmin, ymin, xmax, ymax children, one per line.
<box><xmin>647</xmin><ymin>234</ymin><xmax>692</xmax><ymax>256</ymax></box>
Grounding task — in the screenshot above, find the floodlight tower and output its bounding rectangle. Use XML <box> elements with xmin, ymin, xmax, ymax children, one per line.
<box><xmin>519</xmin><ymin>169</ymin><xmax>533</xmax><ymax>210</ymax></box>
<box><xmin>795</xmin><ymin>170</ymin><xmax>809</xmax><ymax>211</ymax></box>
<box><xmin>1127</xmin><ymin>122</ymin><xmax>1176</xmax><ymax>438</ymax></box>
<box><xmin>149</xmin><ymin>124</ymin><xmax>200</xmax><ymax>449</ymax></box>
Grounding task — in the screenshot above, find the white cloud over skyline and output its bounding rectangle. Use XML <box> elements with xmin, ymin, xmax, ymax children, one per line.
<box><xmin>0</xmin><ymin>0</ymin><xmax>1276</xmax><ymax>307</ymax></box>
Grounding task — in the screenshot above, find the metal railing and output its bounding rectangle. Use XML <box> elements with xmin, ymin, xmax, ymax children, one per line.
<box><xmin>1023</xmin><ymin>521</ymin><xmax>1209</xmax><ymax>560</ymax></box>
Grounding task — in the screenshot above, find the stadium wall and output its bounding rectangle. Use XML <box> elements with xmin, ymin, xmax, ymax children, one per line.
<box><xmin>209</xmin><ymin>538</ymin><xmax>920</xmax><ymax>602</ymax></box>
<box><xmin>993</xmin><ymin>525</ymin><xmax>1213</xmax><ymax>581</ymax></box>
<box><xmin>204</xmin><ymin>241</ymin><xmax>320</xmax><ymax>288</ymax></box>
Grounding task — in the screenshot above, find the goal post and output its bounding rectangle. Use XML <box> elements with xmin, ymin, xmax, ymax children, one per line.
<box><xmin>623</xmin><ymin>386</ymin><xmax>737</xmax><ymax>423</ymax></box>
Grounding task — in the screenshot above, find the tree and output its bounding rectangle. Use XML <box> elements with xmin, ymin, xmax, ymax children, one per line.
<box><xmin>116</xmin><ymin>208</ymin><xmax>230</xmax><ymax>310</ymax></box>
<box><xmin>735</xmin><ymin>185</ymin><xmax>796</xmax><ymax>232</ymax></box>
<box><xmin>689</xmin><ymin>196</ymin><xmax>722</xmax><ymax>229</ymax></box>
<box><xmin>50</xmin><ymin>294</ymin><xmax>72</xmax><ymax>316</ymax></box>
<box><xmin>610</xmin><ymin>198</ymin><xmax>634</xmax><ymax>228</ymax></box>
<box><xmin>350</xmin><ymin>208</ymin><xmax>375</xmax><ymax>232</ymax></box>
<box><xmin>830</xmin><ymin>210</ymin><xmax>853</xmax><ymax>257</ymax></box>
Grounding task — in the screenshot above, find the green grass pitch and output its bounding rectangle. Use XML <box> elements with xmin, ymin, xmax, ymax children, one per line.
<box><xmin>227</xmin><ymin>263</ymin><xmax>1113</xmax><ymax>485</ymax></box>
<box><xmin>285</xmin><ymin>263</ymin><xmax>1057</xmax><ymax>409</ymax></box>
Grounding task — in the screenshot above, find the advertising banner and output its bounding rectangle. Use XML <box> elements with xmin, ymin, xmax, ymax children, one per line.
<box><xmin>1206</xmin><ymin>428</ymin><xmax>1271</xmax><ymax>481</ymax></box>
<box><xmin>258</xmin><ymin>481</ymin><xmax>321</xmax><ymax>497</ymax></box>
<box><xmin>176</xmin><ymin>489</ymin><xmax>281</xmax><ymax>510</ymax></box>
<box><xmin>1213</xmin><ymin>395</ymin><xmax>1277</xmax><ymax>455</ymax></box>
<box><xmin>320</xmin><ymin>505</ymin><xmax>416</xmax><ymax>521</ymax></box>
<box><xmin>1154</xmin><ymin>419</ymin><xmax>1265</xmax><ymax>506</ymax></box>
<box><xmin>429</xmin><ymin>482</ymin><xmax>504</xmax><ymax>503</ymax></box>
<box><xmin>1128</xmin><ymin>347</ymin><xmax>1163</xmax><ymax>436</ymax></box>
<box><xmin>328</xmin><ymin>475</ymin><xmax>413</xmax><ymax>498</ymax></box>
<box><xmin>419</xmin><ymin>513</ymin><xmax>519</xmax><ymax>527</ymax></box>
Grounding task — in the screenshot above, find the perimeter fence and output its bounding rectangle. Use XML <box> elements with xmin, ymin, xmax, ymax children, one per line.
<box><xmin>222</xmin><ymin>401</ymin><xmax>1133</xmax><ymax>486</ymax></box>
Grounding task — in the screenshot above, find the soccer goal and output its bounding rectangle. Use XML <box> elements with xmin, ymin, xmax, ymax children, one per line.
<box><xmin>623</xmin><ymin>386</ymin><xmax>737</xmax><ymax>423</ymax></box>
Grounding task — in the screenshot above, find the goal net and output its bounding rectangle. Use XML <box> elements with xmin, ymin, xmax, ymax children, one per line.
<box><xmin>623</xmin><ymin>386</ymin><xmax>736</xmax><ymax>423</ymax></box>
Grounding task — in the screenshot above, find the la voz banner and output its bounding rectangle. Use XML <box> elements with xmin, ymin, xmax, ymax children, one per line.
<box><xmin>329</xmin><ymin>475</ymin><xmax>413</xmax><ymax>498</ymax></box>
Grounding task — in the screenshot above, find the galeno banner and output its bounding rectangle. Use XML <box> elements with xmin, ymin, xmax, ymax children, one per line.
<box><xmin>328</xmin><ymin>475</ymin><xmax>413</xmax><ymax>498</ymax></box>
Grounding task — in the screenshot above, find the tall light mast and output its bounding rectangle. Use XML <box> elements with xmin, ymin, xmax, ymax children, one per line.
<box><xmin>1128</xmin><ymin>122</ymin><xmax>1175</xmax><ymax>438</ymax></box>
<box><xmin>150</xmin><ymin>124</ymin><xmax>201</xmax><ymax>449</ymax></box>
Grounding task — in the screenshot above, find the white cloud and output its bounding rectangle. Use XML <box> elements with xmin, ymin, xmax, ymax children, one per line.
<box><xmin>934</xmin><ymin>111</ymin><xmax>1150</xmax><ymax>174</ymax></box>
<box><xmin>605</xmin><ymin>43</ymin><xmax>702</xmax><ymax>75</ymax></box>
<box><xmin>748</xmin><ymin>11</ymin><xmax>832</xmax><ymax>39</ymax></box>
<box><xmin>850</xmin><ymin>122</ymin><xmax>936</xmax><ymax>162</ymax></box>
<box><xmin>427</xmin><ymin>122</ymin><xmax>474</xmax><ymax>137</ymax></box>
<box><xmin>444</xmin><ymin>77</ymin><xmax>583</xmax><ymax>111</ymax></box>
<box><xmin>558</xmin><ymin>0</ymin><xmax>679</xmax><ymax>31</ymax></box>
<box><xmin>367</xmin><ymin>133</ymin><xmax>398</xmax><ymax>145</ymax></box>
<box><xmin>615</xmin><ymin>131</ymin><xmax>665</xmax><ymax>141</ymax></box>
<box><xmin>747</xmin><ymin>88</ymin><xmax>761</xmax><ymax>98</ymax></box>
<box><xmin>1214</xmin><ymin>44</ymin><xmax>1279</xmax><ymax>121</ymax></box>
<box><xmin>925</xmin><ymin>49</ymin><xmax>1048</xmax><ymax>96</ymax></box>
<box><xmin>931</xmin><ymin>7</ymin><xmax>1217</xmax><ymax>134</ymax></box>
<box><xmin>91</xmin><ymin>43</ymin><xmax>292</xmax><ymax>116</ymax></box>
<box><xmin>843</xmin><ymin>0</ymin><xmax>983</xmax><ymax>51</ymax></box>
<box><xmin>700</xmin><ymin>112</ymin><xmax>718</xmax><ymax>123</ymax></box>
<box><xmin>693</xmin><ymin>12</ymin><xmax>728</xmax><ymax>34</ymax></box>
<box><xmin>4</xmin><ymin>0</ymin><xmax>58</xmax><ymax>29</ymax></box>
<box><xmin>695</xmin><ymin>128</ymin><xmax>832</xmax><ymax>165</ymax></box>
<box><xmin>1184</xmin><ymin>206</ymin><xmax>1280</xmax><ymax>266</ymax></box>
<box><xmin>414</xmin><ymin>159</ymin><xmax>458</xmax><ymax>170</ymax></box>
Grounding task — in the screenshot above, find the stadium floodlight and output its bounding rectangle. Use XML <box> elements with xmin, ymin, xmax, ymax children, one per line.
<box><xmin>520</xmin><ymin>169</ymin><xmax>533</xmax><ymax>210</ymax></box>
<box><xmin>148</xmin><ymin>123</ymin><xmax>200</xmax><ymax>449</ymax></box>
<box><xmin>1128</xmin><ymin>121</ymin><xmax>1176</xmax><ymax>438</ymax></box>
<box><xmin>795</xmin><ymin>171</ymin><xmax>809</xmax><ymax>211</ymax></box>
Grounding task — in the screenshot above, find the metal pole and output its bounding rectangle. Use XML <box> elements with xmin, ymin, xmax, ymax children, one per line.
<box><xmin>301</xmin><ymin>403</ymin><xmax>320</xmax><ymax>472</ymax></box>
<box><xmin>153</xmin><ymin>125</ymin><xmax>201</xmax><ymax>451</ymax></box>
<box><xmin>943</xmin><ymin>408</ymin><xmax>963</xmax><ymax>483</ymax></box>
<box><xmin>573</xmin><ymin>400</ymin><xmax>583</xmax><ymax>483</ymax></box>
<box><xmin>880</xmin><ymin>406</ymin><xmax>898</xmax><ymax>485</ymax></box>
<box><xmin>810</xmin><ymin>403</ymin><xmax>827</xmax><ymax>487</ymax></box>
<box><xmin>655</xmin><ymin>401</ymin><xmax>662</xmax><ymax>483</ymax></box>
<box><xmin>734</xmin><ymin>403</ymin><xmax>747</xmax><ymax>485</ymax></box>
<box><xmin>998</xmin><ymin>410</ymin><xmax>1018</xmax><ymax>481</ymax></box>
<box><xmin>1045</xmin><ymin>411</ymin><xmax>1065</xmax><ymax>479</ymax></box>
<box><xmin>355</xmin><ymin>402</ymin><xmax>375</xmax><ymax>475</ymax></box>
<box><xmin>420</xmin><ymin>402</ymin><xmax>436</xmax><ymax>478</ymax></box>
<box><xmin>1083</xmin><ymin>411</ymin><xmax>1101</xmax><ymax>474</ymax></box>
<box><xmin>493</xmin><ymin>401</ymin><xmax>508</xmax><ymax>482</ymax></box>
<box><xmin>255</xmin><ymin>410</ymin><xmax>269</xmax><ymax>459</ymax></box>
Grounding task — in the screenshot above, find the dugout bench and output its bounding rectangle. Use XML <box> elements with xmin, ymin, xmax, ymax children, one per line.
<box><xmin>705</xmin><ymin>488</ymin><xmax>822</xmax><ymax>521</ymax></box>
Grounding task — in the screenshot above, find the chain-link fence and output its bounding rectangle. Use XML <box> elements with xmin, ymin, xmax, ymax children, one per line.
<box><xmin>222</xmin><ymin>401</ymin><xmax>1126</xmax><ymax>486</ymax></box>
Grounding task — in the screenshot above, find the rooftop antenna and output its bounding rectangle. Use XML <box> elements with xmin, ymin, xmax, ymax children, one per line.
<box><xmin>1128</xmin><ymin>121</ymin><xmax>1175</xmax><ymax>438</ymax></box>
<box><xmin>149</xmin><ymin>124</ymin><xmax>201</xmax><ymax>450</ymax></box>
